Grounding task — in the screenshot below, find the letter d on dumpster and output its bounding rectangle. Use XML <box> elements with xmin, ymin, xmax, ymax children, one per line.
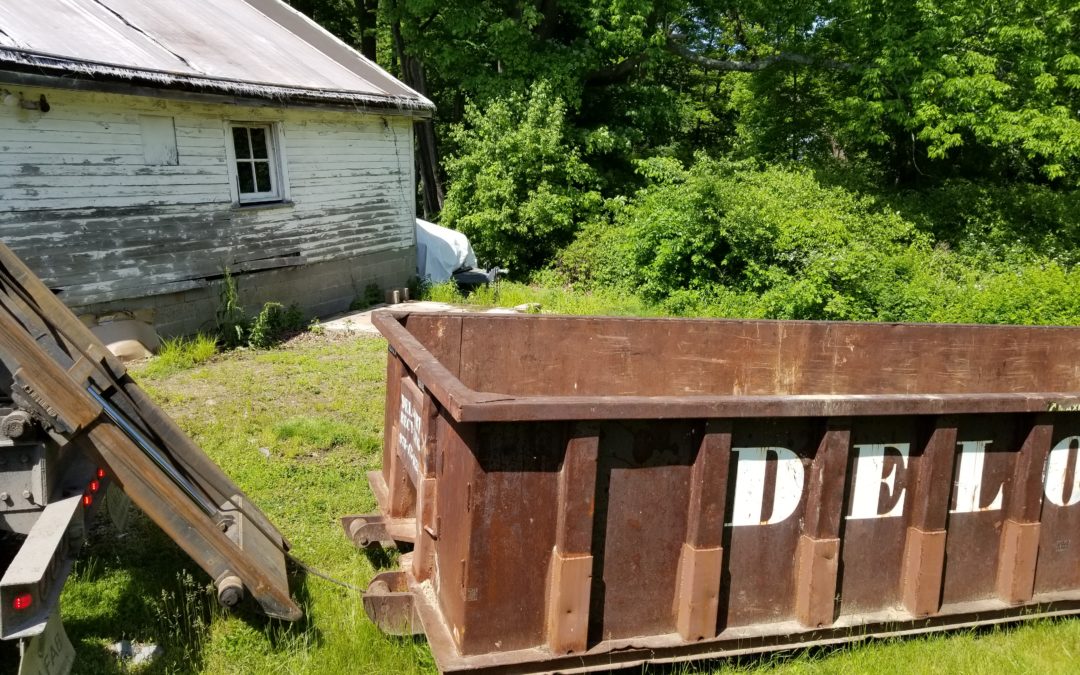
<box><xmin>729</xmin><ymin>447</ymin><xmax>804</xmax><ymax>526</ymax></box>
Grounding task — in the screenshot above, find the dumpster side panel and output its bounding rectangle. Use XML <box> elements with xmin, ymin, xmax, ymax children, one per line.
<box><xmin>434</xmin><ymin>412</ymin><xmax>478</xmax><ymax>647</ymax></box>
<box><xmin>403</xmin><ymin>314</ymin><xmax>463</xmax><ymax>377</ymax></box>
<box><xmin>838</xmin><ymin>416</ymin><xmax>921</xmax><ymax>614</ymax></box>
<box><xmin>940</xmin><ymin>415</ymin><xmax>1022</xmax><ymax>606</ymax></box>
<box><xmin>590</xmin><ymin>421</ymin><xmax>695</xmax><ymax>642</ymax></box>
<box><xmin>458</xmin><ymin>423</ymin><xmax>565</xmax><ymax>654</ymax></box>
<box><xmin>723</xmin><ymin>419</ymin><xmax>820</xmax><ymax>627</ymax></box>
<box><xmin>1034</xmin><ymin>414</ymin><xmax>1080</xmax><ymax>596</ymax></box>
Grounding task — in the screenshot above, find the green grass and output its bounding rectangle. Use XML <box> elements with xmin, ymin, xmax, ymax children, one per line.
<box><xmin>139</xmin><ymin>334</ymin><xmax>219</xmax><ymax>379</ymax></box>
<box><xmin>59</xmin><ymin>331</ymin><xmax>1080</xmax><ymax>674</ymax></box>
<box><xmin>423</xmin><ymin>279</ymin><xmax>660</xmax><ymax>316</ymax></box>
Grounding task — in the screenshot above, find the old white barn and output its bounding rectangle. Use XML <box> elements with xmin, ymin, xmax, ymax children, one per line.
<box><xmin>0</xmin><ymin>0</ymin><xmax>433</xmax><ymax>335</ymax></box>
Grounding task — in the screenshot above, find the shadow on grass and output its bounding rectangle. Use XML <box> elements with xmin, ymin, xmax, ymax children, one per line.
<box><xmin>361</xmin><ymin>542</ymin><xmax>406</xmax><ymax>571</ymax></box>
<box><xmin>62</xmin><ymin>510</ymin><xmax>318</xmax><ymax>674</ymax></box>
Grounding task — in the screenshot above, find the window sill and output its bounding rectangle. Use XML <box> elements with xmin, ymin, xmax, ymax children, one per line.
<box><xmin>232</xmin><ymin>200</ymin><xmax>295</xmax><ymax>212</ymax></box>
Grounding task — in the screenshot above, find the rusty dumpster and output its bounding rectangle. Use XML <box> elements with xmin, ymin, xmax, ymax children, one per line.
<box><xmin>347</xmin><ymin>310</ymin><xmax>1080</xmax><ymax>673</ymax></box>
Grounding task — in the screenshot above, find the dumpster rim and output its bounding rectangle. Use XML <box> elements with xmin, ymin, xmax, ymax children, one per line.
<box><xmin>371</xmin><ymin>310</ymin><xmax>1080</xmax><ymax>422</ymax></box>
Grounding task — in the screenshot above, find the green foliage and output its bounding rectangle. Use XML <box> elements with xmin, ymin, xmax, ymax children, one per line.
<box><xmin>349</xmin><ymin>282</ymin><xmax>384</xmax><ymax>311</ymax></box>
<box><xmin>552</xmin><ymin>156</ymin><xmax>1080</xmax><ymax>326</ymax></box>
<box><xmin>150</xmin><ymin>570</ymin><xmax>219</xmax><ymax>667</ymax></box>
<box><xmin>363</xmin><ymin>282</ymin><xmax>383</xmax><ymax>307</ymax></box>
<box><xmin>441</xmin><ymin>81</ymin><xmax>602</xmax><ymax>274</ymax></box>
<box><xmin>825</xmin><ymin>0</ymin><xmax>1080</xmax><ymax>181</ymax></box>
<box><xmin>214</xmin><ymin>268</ymin><xmax>248</xmax><ymax>349</ymax></box>
<box><xmin>623</xmin><ymin>157</ymin><xmax>928</xmax><ymax>319</ymax></box>
<box><xmin>141</xmin><ymin>334</ymin><xmax>218</xmax><ymax>379</ymax></box>
<box><xmin>883</xmin><ymin>179</ymin><xmax>1080</xmax><ymax>264</ymax></box>
<box><xmin>420</xmin><ymin>280</ymin><xmax>465</xmax><ymax>304</ymax></box>
<box><xmin>248</xmin><ymin>302</ymin><xmax>305</xmax><ymax>350</ymax></box>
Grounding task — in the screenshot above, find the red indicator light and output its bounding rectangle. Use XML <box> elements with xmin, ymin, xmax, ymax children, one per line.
<box><xmin>82</xmin><ymin>494</ymin><xmax>93</xmax><ymax>507</ymax></box>
<box><xmin>96</xmin><ymin>468</ymin><xmax>106</xmax><ymax>479</ymax></box>
<box><xmin>12</xmin><ymin>593</ymin><xmax>32</xmax><ymax>611</ymax></box>
<box><xmin>89</xmin><ymin>480</ymin><xmax>100</xmax><ymax>494</ymax></box>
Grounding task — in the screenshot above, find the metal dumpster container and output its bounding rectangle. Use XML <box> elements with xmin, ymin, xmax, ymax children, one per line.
<box><xmin>349</xmin><ymin>311</ymin><xmax>1080</xmax><ymax>673</ymax></box>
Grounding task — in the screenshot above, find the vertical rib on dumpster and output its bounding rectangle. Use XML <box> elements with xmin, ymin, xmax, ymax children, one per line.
<box><xmin>997</xmin><ymin>416</ymin><xmax>1052</xmax><ymax>603</ymax></box>
<box><xmin>545</xmin><ymin>432</ymin><xmax>598</xmax><ymax>654</ymax></box>
<box><xmin>674</xmin><ymin>420</ymin><xmax>730</xmax><ymax>641</ymax></box>
<box><xmin>413</xmin><ymin>382</ymin><xmax>440</xmax><ymax>583</ymax></box>
<box><xmin>795</xmin><ymin>419</ymin><xmax>850</xmax><ymax>628</ymax></box>
<box><xmin>901</xmin><ymin>417</ymin><xmax>956</xmax><ymax>617</ymax></box>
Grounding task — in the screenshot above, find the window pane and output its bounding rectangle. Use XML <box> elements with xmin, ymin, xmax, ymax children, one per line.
<box><xmin>237</xmin><ymin>162</ymin><xmax>255</xmax><ymax>193</ymax></box>
<box><xmin>250</xmin><ymin>127</ymin><xmax>269</xmax><ymax>159</ymax></box>
<box><xmin>254</xmin><ymin>161</ymin><xmax>272</xmax><ymax>193</ymax></box>
<box><xmin>232</xmin><ymin>127</ymin><xmax>251</xmax><ymax>159</ymax></box>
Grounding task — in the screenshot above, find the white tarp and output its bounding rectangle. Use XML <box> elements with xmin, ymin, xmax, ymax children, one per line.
<box><xmin>416</xmin><ymin>219</ymin><xmax>478</xmax><ymax>283</ymax></box>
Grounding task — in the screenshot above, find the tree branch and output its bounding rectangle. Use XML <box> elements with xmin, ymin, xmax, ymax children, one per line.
<box><xmin>585</xmin><ymin>52</ymin><xmax>649</xmax><ymax>85</ymax></box>
<box><xmin>665</xmin><ymin>36</ymin><xmax>851</xmax><ymax>72</ymax></box>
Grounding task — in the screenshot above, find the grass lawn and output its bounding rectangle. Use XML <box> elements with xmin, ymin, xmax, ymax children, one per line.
<box><xmin>58</xmin><ymin>328</ymin><xmax>1080</xmax><ymax>674</ymax></box>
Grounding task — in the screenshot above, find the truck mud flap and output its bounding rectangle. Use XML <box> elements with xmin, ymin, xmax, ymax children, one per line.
<box><xmin>17</xmin><ymin>611</ymin><xmax>73</xmax><ymax>675</ymax></box>
<box><xmin>0</xmin><ymin>242</ymin><xmax>300</xmax><ymax>621</ymax></box>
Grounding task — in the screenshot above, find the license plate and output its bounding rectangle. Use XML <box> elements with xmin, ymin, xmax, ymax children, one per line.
<box><xmin>18</xmin><ymin>611</ymin><xmax>74</xmax><ymax>675</ymax></box>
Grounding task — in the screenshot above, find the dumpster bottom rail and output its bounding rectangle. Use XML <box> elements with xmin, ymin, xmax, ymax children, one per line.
<box><xmin>355</xmin><ymin>537</ymin><xmax>1080</xmax><ymax>674</ymax></box>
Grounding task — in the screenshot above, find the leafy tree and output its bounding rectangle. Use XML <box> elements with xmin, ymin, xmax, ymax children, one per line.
<box><xmin>291</xmin><ymin>0</ymin><xmax>1078</xmax><ymax>293</ymax></box>
<box><xmin>441</xmin><ymin>82</ymin><xmax>602</xmax><ymax>273</ymax></box>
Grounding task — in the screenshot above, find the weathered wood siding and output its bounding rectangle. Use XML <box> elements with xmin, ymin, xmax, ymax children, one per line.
<box><xmin>0</xmin><ymin>85</ymin><xmax>416</xmax><ymax>307</ymax></box>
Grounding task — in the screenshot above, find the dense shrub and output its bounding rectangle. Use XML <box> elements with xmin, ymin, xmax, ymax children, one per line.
<box><xmin>885</xmin><ymin>179</ymin><xmax>1080</xmax><ymax>265</ymax></box>
<box><xmin>550</xmin><ymin>156</ymin><xmax>1080</xmax><ymax>326</ymax></box>
<box><xmin>248</xmin><ymin>302</ymin><xmax>305</xmax><ymax>349</ymax></box>
<box><xmin>441</xmin><ymin>81</ymin><xmax>602</xmax><ymax>276</ymax></box>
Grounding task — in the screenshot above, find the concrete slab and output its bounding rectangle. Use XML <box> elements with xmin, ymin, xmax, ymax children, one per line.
<box><xmin>319</xmin><ymin>301</ymin><xmax>527</xmax><ymax>336</ymax></box>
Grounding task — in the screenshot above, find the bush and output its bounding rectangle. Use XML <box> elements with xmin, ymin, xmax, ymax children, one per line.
<box><xmin>349</xmin><ymin>283</ymin><xmax>383</xmax><ymax>311</ymax></box>
<box><xmin>441</xmin><ymin>81</ymin><xmax>602</xmax><ymax>275</ymax></box>
<box><xmin>215</xmin><ymin>269</ymin><xmax>248</xmax><ymax>349</ymax></box>
<box><xmin>615</xmin><ymin>156</ymin><xmax>928</xmax><ymax>320</ymax></box>
<box><xmin>884</xmin><ymin>179</ymin><xmax>1080</xmax><ymax>265</ymax></box>
<box><xmin>248</xmin><ymin>302</ymin><xmax>305</xmax><ymax>349</ymax></box>
<box><xmin>550</xmin><ymin>154</ymin><xmax>1080</xmax><ymax>326</ymax></box>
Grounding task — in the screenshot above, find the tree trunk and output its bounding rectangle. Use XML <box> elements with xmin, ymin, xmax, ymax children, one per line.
<box><xmin>354</xmin><ymin>0</ymin><xmax>378</xmax><ymax>61</ymax></box>
<box><xmin>391</xmin><ymin>15</ymin><xmax>445</xmax><ymax>218</ymax></box>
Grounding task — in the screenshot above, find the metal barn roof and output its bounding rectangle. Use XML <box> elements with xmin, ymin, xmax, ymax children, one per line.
<box><xmin>0</xmin><ymin>0</ymin><xmax>433</xmax><ymax>113</ymax></box>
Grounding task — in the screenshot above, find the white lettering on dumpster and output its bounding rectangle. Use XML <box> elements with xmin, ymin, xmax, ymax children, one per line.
<box><xmin>951</xmin><ymin>440</ymin><xmax>1003</xmax><ymax>513</ymax></box>
<box><xmin>717</xmin><ymin>435</ymin><xmax>1080</xmax><ymax>527</ymax></box>
<box><xmin>847</xmin><ymin>444</ymin><xmax>909</xmax><ymax>519</ymax></box>
<box><xmin>728</xmin><ymin>447</ymin><xmax>804</xmax><ymax>526</ymax></box>
<box><xmin>1044</xmin><ymin>436</ymin><xmax>1080</xmax><ymax>507</ymax></box>
<box><xmin>398</xmin><ymin>393</ymin><xmax>423</xmax><ymax>480</ymax></box>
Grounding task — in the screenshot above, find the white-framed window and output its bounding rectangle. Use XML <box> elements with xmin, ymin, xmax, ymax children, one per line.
<box><xmin>227</xmin><ymin>122</ymin><xmax>287</xmax><ymax>204</ymax></box>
